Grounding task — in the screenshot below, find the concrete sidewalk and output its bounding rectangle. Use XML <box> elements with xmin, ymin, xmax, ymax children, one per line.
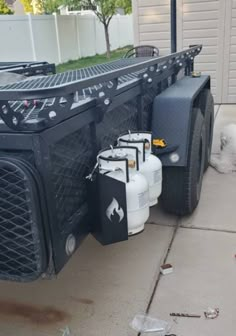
<box><xmin>0</xmin><ymin>105</ymin><xmax>235</xmax><ymax>336</ymax></box>
<box><xmin>147</xmin><ymin>104</ymin><xmax>236</xmax><ymax>336</ymax></box>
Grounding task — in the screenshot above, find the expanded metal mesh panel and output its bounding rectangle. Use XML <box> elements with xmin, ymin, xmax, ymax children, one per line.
<box><xmin>50</xmin><ymin>126</ymin><xmax>94</xmax><ymax>233</ymax></box>
<box><xmin>0</xmin><ymin>159</ymin><xmax>43</xmax><ymax>281</ymax></box>
<box><xmin>142</xmin><ymin>88</ymin><xmax>158</xmax><ymax>131</ymax></box>
<box><xmin>0</xmin><ymin>150</ymin><xmax>35</xmax><ymax>165</ymax></box>
<box><xmin>97</xmin><ymin>99</ymin><xmax>138</xmax><ymax>148</ymax></box>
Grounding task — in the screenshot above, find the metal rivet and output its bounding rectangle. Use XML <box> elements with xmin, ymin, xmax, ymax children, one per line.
<box><xmin>49</xmin><ymin>111</ymin><xmax>57</xmax><ymax>120</ymax></box>
<box><xmin>99</xmin><ymin>91</ymin><xmax>105</xmax><ymax>98</ymax></box>
<box><xmin>104</xmin><ymin>98</ymin><xmax>110</xmax><ymax>105</ymax></box>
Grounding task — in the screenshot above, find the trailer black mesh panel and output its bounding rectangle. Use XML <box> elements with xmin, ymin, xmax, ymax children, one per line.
<box><xmin>0</xmin><ymin>150</ymin><xmax>35</xmax><ymax>165</ymax></box>
<box><xmin>0</xmin><ymin>160</ymin><xmax>43</xmax><ymax>281</ymax></box>
<box><xmin>142</xmin><ymin>87</ymin><xmax>158</xmax><ymax>131</ymax></box>
<box><xmin>50</xmin><ymin>126</ymin><xmax>94</xmax><ymax>233</ymax></box>
<box><xmin>97</xmin><ymin>98</ymin><xmax>138</xmax><ymax>148</ymax></box>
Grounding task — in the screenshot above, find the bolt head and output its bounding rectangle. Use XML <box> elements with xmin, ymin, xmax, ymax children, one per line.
<box><xmin>104</xmin><ymin>98</ymin><xmax>110</xmax><ymax>105</ymax></box>
<box><xmin>99</xmin><ymin>91</ymin><xmax>105</xmax><ymax>98</ymax></box>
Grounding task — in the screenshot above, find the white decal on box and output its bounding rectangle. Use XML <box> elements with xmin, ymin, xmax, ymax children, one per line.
<box><xmin>106</xmin><ymin>198</ymin><xmax>124</xmax><ymax>222</ymax></box>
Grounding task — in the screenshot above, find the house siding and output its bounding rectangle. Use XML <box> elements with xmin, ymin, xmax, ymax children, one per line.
<box><xmin>132</xmin><ymin>0</ymin><xmax>171</xmax><ymax>55</ymax></box>
<box><xmin>133</xmin><ymin>0</ymin><xmax>236</xmax><ymax>103</ymax></box>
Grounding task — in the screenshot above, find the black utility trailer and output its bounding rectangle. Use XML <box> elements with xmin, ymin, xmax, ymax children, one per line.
<box><xmin>0</xmin><ymin>45</ymin><xmax>214</xmax><ymax>282</ymax></box>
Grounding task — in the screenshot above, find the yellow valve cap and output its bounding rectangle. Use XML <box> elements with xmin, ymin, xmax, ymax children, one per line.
<box><xmin>153</xmin><ymin>138</ymin><xmax>167</xmax><ymax>148</ymax></box>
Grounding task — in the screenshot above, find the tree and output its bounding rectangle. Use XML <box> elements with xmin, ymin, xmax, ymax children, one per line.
<box><xmin>0</xmin><ymin>0</ymin><xmax>14</xmax><ymax>14</ymax></box>
<box><xmin>37</xmin><ymin>0</ymin><xmax>62</xmax><ymax>14</ymax></box>
<box><xmin>117</xmin><ymin>0</ymin><xmax>131</xmax><ymax>14</ymax></box>
<box><xmin>20</xmin><ymin>0</ymin><xmax>33</xmax><ymax>12</ymax></box>
<box><xmin>65</xmin><ymin>0</ymin><xmax>132</xmax><ymax>58</ymax></box>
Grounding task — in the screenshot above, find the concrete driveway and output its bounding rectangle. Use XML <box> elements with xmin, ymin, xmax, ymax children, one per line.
<box><xmin>0</xmin><ymin>105</ymin><xmax>235</xmax><ymax>336</ymax></box>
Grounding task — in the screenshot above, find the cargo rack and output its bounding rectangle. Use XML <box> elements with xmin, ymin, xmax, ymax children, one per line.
<box><xmin>0</xmin><ymin>61</ymin><xmax>56</xmax><ymax>77</ymax></box>
<box><xmin>0</xmin><ymin>45</ymin><xmax>201</xmax><ymax>133</ymax></box>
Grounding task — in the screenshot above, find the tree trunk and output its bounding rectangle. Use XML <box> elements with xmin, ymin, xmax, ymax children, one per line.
<box><xmin>104</xmin><ymin>24</ymin><xmax>111</xmax><ymax>58</ymax></box>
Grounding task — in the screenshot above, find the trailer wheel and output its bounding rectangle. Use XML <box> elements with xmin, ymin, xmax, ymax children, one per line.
<box><xmin>161</xmin><ymin>109</ymin><xmax>206</xmax><ymax>215</ymax></box>
<box><xmin>200</xmin><ymin>90</ymin><xmax>214</xmax><ymax>171</ymax></box>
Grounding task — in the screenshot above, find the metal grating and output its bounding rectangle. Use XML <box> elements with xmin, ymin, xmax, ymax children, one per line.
<box><xmin>0</xmin><ymin>58</ymin><xmax>150</xmax><ymax>126</ymax></box>
<box><xmin>0</xmin><ymin>159</ymin><xmax>44</xmax><ymax>281</ymax></box>
<box><xmin>0</xmin><ymin>58</ymin><xmax>149</xmax><ymax>91</ymax></box>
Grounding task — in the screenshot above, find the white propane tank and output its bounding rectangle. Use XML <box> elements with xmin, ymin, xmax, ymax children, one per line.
<box><xmin>118</xmin><ymin>132</ymin><xmax>162</xmax><ymax>206</ymax></box>
<box><xmin>97</xmin><ymin>146</ymin><xmax>149</xmax><ymax>236</ymax></box>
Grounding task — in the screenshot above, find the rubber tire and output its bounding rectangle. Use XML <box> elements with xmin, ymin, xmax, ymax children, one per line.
<box><xmin>199</xmin><ymin>89</ymin><xmax>214</xmax><ymax>171</ymax></box>
<box><xmin>161</xmin><ymin>108</ymin><xmax>206</xmax><ymax>216</ymax></box>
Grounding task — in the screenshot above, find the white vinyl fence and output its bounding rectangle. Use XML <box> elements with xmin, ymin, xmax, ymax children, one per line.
<box><xmin>0</xmin><ymin>14</ymin><xmax>133</xmax><ymax>64</ymax></box>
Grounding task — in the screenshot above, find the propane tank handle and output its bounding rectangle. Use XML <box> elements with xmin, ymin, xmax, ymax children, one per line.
<box><xmin>117</xmin><ymin>137</ymin><xmax>145</xmax><ymax>163</ymax></box>
<box><xmin>98</xmin><ymin>157</ymin><xmax>130</xmax><ymax>183</ymax></box>
<box><xmin>97</xmin><ymin>146</ymin><xmax>140</xmax><ymax>183</ymax></box>
<box><xmin>118</xmin><ymin>132</ymin><xmax>153</xmax><ymax>160</ymax></box>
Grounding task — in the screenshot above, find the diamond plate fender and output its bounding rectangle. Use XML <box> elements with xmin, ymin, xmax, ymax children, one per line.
<box><xmin>152</xmin><ymin>75</ymin><xmax>210</xmax><ymax>166</ymax></box>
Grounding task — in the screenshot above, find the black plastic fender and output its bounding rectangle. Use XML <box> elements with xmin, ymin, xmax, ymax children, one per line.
<box><xmin>152</xmin><ymin>75</ymin><xmax>210</xmax><ymax>167</ymax></box>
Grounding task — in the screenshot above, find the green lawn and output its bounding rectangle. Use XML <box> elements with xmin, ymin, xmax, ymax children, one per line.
<box><xmin>56</xmin><ymin>46</ymin><xmax>132</xmax><ymax>73</ymax></box>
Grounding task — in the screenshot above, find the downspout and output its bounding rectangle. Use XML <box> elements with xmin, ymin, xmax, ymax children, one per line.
<box><xmin>171</xmin><ymin>0</ymin><xmax>177</xmax><ymax>53</ymax></box>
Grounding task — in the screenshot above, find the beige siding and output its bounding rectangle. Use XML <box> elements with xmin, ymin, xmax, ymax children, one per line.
<box><xmin>180</xmin><ymin>0</ymin><xmax>223</xmax><ymax>102</ymax></box>
<box><xmin>133</xmin><ymin>0</ymin><xmax>236</xmax><ymax>103</ymax></box>
<box><xmin>133</xmin><ymin>0</ymin><xmax>171</xmax><ymax>55</ymax></box>
<box><xmin>222</xmin><ymin>0</ymin><xmax>236</xmax><ymax>103</ymax></box>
